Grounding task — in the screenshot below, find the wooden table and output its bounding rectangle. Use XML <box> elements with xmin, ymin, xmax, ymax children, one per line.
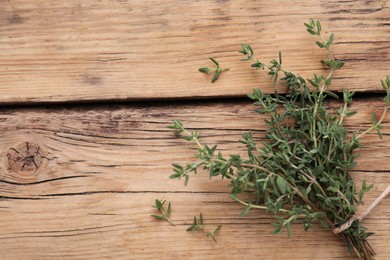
<box><xmin>1</xmin><ymin>1</ymin><xmax>389</xmax><ymax>259</ymax></box>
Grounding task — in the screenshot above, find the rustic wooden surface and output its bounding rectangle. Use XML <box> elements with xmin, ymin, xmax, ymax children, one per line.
<box><xmin>1</xmin><ymin>0</ymin><xmax>390</xmax><ymax>104</ymax></box>
<box><xmin>0</xmin><ymin>99</ymin><xmax>389</xmax><ymax>259</ymax></box>
<box><xmin>1</xmin><ymin>1</ymin><xmax>390</xmax><ymax>259</ymax></box>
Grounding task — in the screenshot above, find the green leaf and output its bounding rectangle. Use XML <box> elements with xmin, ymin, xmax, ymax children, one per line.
<box><xmin>276</xmin><ymin>176</ymin><xmax>288</xmax><ymax>194</ymax></box>
<box><xmin>307</xmin><ymin>79</ymin><xmax>319</xmax><ymax>88</ymax></box>
<box><xmin>214</xmin><ymin>225</ymin><xmax>222</xmax><ymax>235</ymax></box>
<box><xmin>230</xmin><ymin>193</ymin><xmax>239</xmax><ymax>202</ymax></box>
<box><xmin>169</xmin><ymin>172</ymin><xmax>182</xmax><ymax>179</ymax></box>
<box><xmin>322</xmin><ymin>60</ymin><xmax>332</xmax><ymax>68</ymax></box>
<box><xmin>316</xmin><ymin>41</ymin><xmax>325</xmax><ymax>48</ymax></box>
<box><xmin>384</xmin><ymin>94</ymin><xmax>390</xmax><ymax>104</ymax></box>
<box><xmin>212</xmin><ymin>69</ymin><xmax>221</xmax><ymax>83</ymax></box>
<box><xmin>325</xmin><ymin>91</ymin><xmax>339</xmax><ymax>99</ymax></box>
<box><xmin>240</xmin><ymin>206</ymin><xmax>251</xmax><ymax>217</ymax></box>
<box><xmin>358</xmin><ymin>190</ymin><xmax>364</xmax><ymax>203</ymax></box>
<box><xmin>186</xmin><ymin>226</ymin><xmax>195</xmax><ymax>231</ymax></box>
<box><xmin>327</xmin><ymin>33</ymin><xmax>334</xmax><ymax>47</ymax></box>
<box><xmin>377</xmin><ymin>128</ymin><xmax>383</xmax><ymax>139</ymax></box>
<box><xmin>172</xmin><ymin>163</ymin><xmax>183</xmax><ymax>170</ymax></box>
<box><xmin>199</xmin><ymin>67</ymin><xmax>211</xmax><ymax>74</ymax></box>
<box><xmin>279</xmin><ymin>51</ymin><xmax>282</xmax><ymax>65</ymax></box>
<box><xmin>286</xmin><ymin>222</ymin><xmax>291</xmax><ymax>238</ymax></box>
<box><xmin>327</xmin><ymin>186</ymin><xmax>339</xmax><ymax>193</ymax></box>
<box><xmin>182</xmin><ymin>135</ymin><xmax>193</xmax><ymax>141</ymax></box>
<box><xmin>316</xmin><ymin>20</ymin><xmax>322</xmax><ymax>34</ymax></box>
<box><xmin>346</xmin><ymin>111</ymin><xmax>357</xmax><ymax>117</ymax></box>
<box><xmin>167</xmin><ymin>202</ymin><xmax>171</xmax><ymax>215</ymax></box>
<box><xmin>334</xmin><ymin>60</ymin><xmax>345</xmax><ymax>69</ymax></box>
<box><xmin>155</xmin><ymin>199</ymin><xmax>163</xmax><ymax>209</ymax></box>
<box><xmin>209</xmin><ymin>57</ymin><xmax>219</xmax><ymax>67</ymax></box>
<box><xmin>151</xmin><ymin>214</ymin><xmax>164</xmax><ymax>219</ymax></box>
<box><xmin>371</xmin><ymin>112</ymin><xmax>377</xmax><ymax>124</ymax></box>
<box><xmin>381</xmin><ymin>79</ymin><xmax>387</xmax><ymax>90</ymax></box>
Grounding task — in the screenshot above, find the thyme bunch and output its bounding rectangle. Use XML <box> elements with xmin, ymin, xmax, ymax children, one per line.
<box><xmin>169</xmin><ymin>20</ymin><xmax>390</xmax><ymax>259</ymax></box>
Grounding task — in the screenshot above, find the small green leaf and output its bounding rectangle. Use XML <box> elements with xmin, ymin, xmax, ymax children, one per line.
<box><xmin>240</xmin><ymin>206</ymin><xmax>251</xmax><ymax>217</ymax></box>
<box><xmin>209</xmin><ymin>57</ymin><xmax>219</xmax><ymax>67</ymax></box>
<box><xmin>327</xmin><ymin>33</ymin><xmax>334</xmax><ymax>47</ymax></box>
<box><xmin>371</xmin><ymin>112</ymin><xmax>377</xmax><ymax>124</ymax></box>
<box><xmin>155</xmin><ymin>199</ymin><xmax>162</xmax><ymax>209</ymax></box>
<box><xmin>325</xmin><ymin>91</ymin><xmax>339</xmax><ymax>99</ymax></box>
<box><xmin>182</xmin><ymin>135</ymin><xmax>193</xmax><ymax>141</ymax></box>
<box><xmin>199</xmin><ymin>67</ymin><xmax>211</xmax><ymax>74</ymax></box>
<box><xmin>186</xmin><ymin>226</ymin><xmax>194</xmax><ymax>231</ymax></box>
<box><xmin>316</xmin><ymin>20</ymin><xmax>322</xmax><ymax>34</ymax></box>
<box><xmin>384</xmin><ymin>94</ymin><xmax>390</xmax><ymax>104</ymax></box>
<box><xmin>346</xmin><ymin>111</ymin><xmax>357</xmax><ymax>117</ymax></box>
<box><xmin>167</xmin><ymin>202</ymin><xmax>171</xmax><ymax>215</ymax></box>
<box><xmin>334</xmin><ymin>60</ymin><xmax>345</xmax><ymax>69</ymax></box>
<box><xmin>316</xmin><ymin>41</ymin><xmax>325</xmax><ymax>48</ymax></box>
<box><xmin>381</xmin><ymin>79</ymin><xmax>387</xmax><ymax>90</ymax></box>
<box><xmin>322</xmin><ymin>60</ymin><xmax>332</xmax><ymax>68</ymax></box>
<box><xmin>276</xmin><ymin>176</ymin><xmax>288</xmax><ymax>194</ymax></box>
<box><xmin>212</xmin><ymin>69</ymin><xmax>221</xmax><ymax>83</ymax></box>
<box><xmin>327</xmin><ymin>186</ymin><xmax>339</xmax><ymax>193</ymax></box>
<box><xmin>214</xmin><ymin>225</ymin><xmax>222</xmax><ymax>235</ymax></box>
<box><xmin>377</xmin><ymin>128</ymin><xmax>383</xmax><ymax>139</ymax></box>
<box><xmin>279</xmin><ymin>51</ymin><xmax>282</xmax><ymax>65</ymax></box>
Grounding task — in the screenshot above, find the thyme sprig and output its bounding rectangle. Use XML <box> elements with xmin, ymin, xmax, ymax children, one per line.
<box><xmin>199</xmin><ymin>57</ymin><xmax>229</xmax><ymax>83</ymax></box>
<box><xmin>151</xmin><ymin>199</ymin><xmax>175</xmax><ymax>226</ymax></box>
<box><xmin>187</xmin><ymin>213</ymin><xmax>221</xmax><ymax>242</ymax></box>
<box><xmin>169</xmin><ymin>20</ymin><xmax>390</xmax><ymax>259</ymax></box>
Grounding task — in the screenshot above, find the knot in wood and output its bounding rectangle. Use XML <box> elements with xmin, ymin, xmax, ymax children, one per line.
<box><xmin>7</xmin><ymin>142</ymin><xmax>44</xmax><ymax>176</ymax></box>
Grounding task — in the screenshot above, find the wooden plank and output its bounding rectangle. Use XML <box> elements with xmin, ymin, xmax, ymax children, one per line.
<box><xmin>1</xmin><ymin>0</ymin><xmax>390</xmax><ymax>104</ymax></box>
<box><xmin>0</xmin><ymin>98</ymin><xmax>389</xmax><ymax>259</ymax></box>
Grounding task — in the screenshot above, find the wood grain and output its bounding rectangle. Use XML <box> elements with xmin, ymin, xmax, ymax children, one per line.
<box><xmin>0</xmin><ymin>98</ymin><xmax>389</xmax><ymax>259</ymax></box>
<box><xmin>0</xmin><ymin>0</ymin><xmax>390</xmax><ymax>104</ymax></box>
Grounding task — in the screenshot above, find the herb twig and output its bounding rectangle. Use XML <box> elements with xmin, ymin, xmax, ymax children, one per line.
<box><xmin>199</xmin><ymin>57</ymin><xmax>229</xmax><ymax>83</ymax></box>
<box><xmin>187</xmin><ymin>213</ymin><xmax>221</xmax><ymax>242</ymax></box>
<box><xmin>151</xmin><ymin>199</ymin><xmax>175</xmax><ymax>226</ymax></box>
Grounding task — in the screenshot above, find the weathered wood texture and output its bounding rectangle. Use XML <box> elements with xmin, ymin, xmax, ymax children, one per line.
<box><xmin>1</xmin><ymin>0</ymin><xmax>390</xmax><ymax>104</ymax></box>
<box><xmin>0</xmin><ymin>99</ymin><xmax>389</xmax><ymax>259</ymax></box>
